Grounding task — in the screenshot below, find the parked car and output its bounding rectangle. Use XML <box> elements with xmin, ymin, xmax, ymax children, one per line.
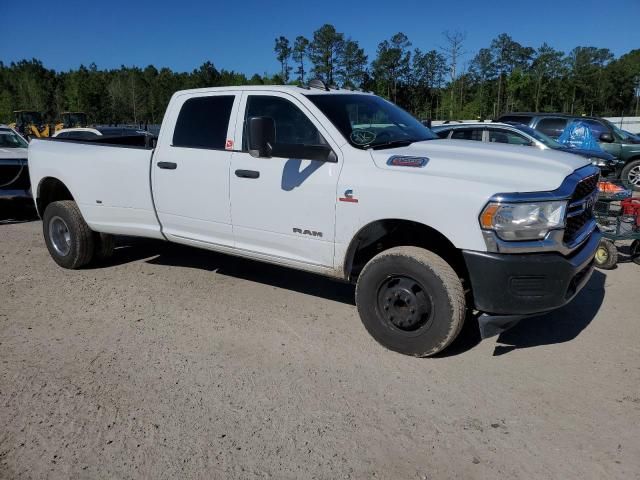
<box><xmin>432</xmin><ymin>122</ymin><xmax>622</xmax><ymax>178</ymax></box>
<box><xmin>0</xmin><ymin>125</ymin><xmax>31</xmax><ymax>207</ymax></box>
<box><xmin>28</xmin><ymin>83</ymin><xmax>601</xmax><ymax>357</ymax></box>
<box><xmin>497</xmin><ymin>113</ymin><xmax>640</xmax><ymax>190</ymax></box>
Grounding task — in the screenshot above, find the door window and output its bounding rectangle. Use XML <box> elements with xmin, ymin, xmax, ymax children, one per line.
<box><xmin>536</xmin><ymin>118</ymin><xmax>568</xmax><ymax>138</ymax></box>
<box><xmin>243</xmin><ymin>95</ymin><xmax>325</xmax><ymax>150</ymax></box>
<box><xmin>172</xmin><ymin>95</ymin><xmax>235</xmax><ymax>149</ymax></box>
<box><xmin>488</xmin><ymin>129</ymin><xmax>531</xmax><ymax>145</ymax></box>
<box><xmin>450</xmin><ymin>128</ymin><xmax>483</xmax><ymax>141</ymax></box>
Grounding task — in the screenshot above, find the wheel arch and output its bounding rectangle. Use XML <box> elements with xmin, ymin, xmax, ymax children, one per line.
<box><xmin>342</xmin><ymin>218</ymin><xmax>468</xmax><ymax>284</ymax></box>
<box><xmin>36</xmin><ymin>177</ymin><xmax>75</xmax><ymax>217</ymax></box>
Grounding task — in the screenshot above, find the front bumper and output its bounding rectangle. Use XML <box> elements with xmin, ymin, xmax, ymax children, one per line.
<box><xmin>463</xmin><ymin>229</ymin><xmax>601</xmax><ymax>315</ymax></box>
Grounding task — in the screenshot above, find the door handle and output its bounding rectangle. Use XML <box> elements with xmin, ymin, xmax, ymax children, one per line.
<box><xmin>235</xmin><ymin>169</ymin><xmax>260</xmax><ymax>179</ymax></box>
<box><xmin>157</xmin><ymin>161</ymin><xmax>177</xmax><ymax>170</ymax></box>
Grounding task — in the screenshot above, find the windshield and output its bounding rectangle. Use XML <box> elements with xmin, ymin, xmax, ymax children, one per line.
<box><xmin>0</xmin><ymin>129</ymin><xmax>28</xmax><ymax>148</ymax></box>
<box><xmin>306</xmin><ymin>94</ymin><xmax>437</xmax><ymax>149</ymax></box>
<box><xmin>603</xmin><ymin>120</ymin><xmax>634</xmax><ymax>141</ymax></box>
<box><xmin>513</xmin><ymin>125</ymin><xmax>563</xmax><ymax>148</ymax></box>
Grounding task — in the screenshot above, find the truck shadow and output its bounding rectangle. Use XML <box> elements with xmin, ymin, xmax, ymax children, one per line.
<box><xmin>492</xmin><ymin>270</ymin><xmax>606</xmax><ymax>356</ymax></box>
<box><xmin>102</xmin><ymin>238</ymin><xmax>606</xmax><ymax>357</ymax></box>
<box><xmin>435</xmin><ymin>270</ymin><xmax>606</xmax><ymax>358</ymax></box>
<box><xmin>104</xmin><ymin>237</ymin><xmax>356</xmax><ymax>306</ymax></box>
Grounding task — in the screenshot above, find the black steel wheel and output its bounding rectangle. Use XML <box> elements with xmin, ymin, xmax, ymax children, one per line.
<box><xmin>356</xmin><ymin>246</ymin><xmax>465</xmax><ymax>357</ymax></box>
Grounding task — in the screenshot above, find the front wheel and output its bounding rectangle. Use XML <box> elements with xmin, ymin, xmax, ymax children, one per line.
<box><xmin>355</xmin><ymin>246</ymin><xmax>466</xmax><ymax>357</ymax></box>
<box><xmin>42</xmin><ymin>200</ymin><xmax>95</xmax><ymax>269</ymax></box>
<box><xmin>620</xmin><ymin>159</ymin><xmax>640</xmax><ymax>192</ymax></box>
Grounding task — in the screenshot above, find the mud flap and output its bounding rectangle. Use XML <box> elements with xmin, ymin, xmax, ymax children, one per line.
<box><xmin>477</xmin><ymin>314</ymin><xmax>531</xmax><ymax>339</ymax></box>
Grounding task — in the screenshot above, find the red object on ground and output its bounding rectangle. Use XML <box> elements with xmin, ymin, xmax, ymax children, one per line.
<box><xmin>621</xmin><ymin>198</ymin><xmax>640</xmax><ymax>226</ymax></box>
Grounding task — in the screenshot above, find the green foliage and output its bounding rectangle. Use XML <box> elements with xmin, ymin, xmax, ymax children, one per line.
<box><xmin>0</xmin><ymin>60</ymin><xmax>269</xmax><ymax>125</ymax></box>
<box><xmin>2</xmin><ymin>28</ymin><xmax>639</xmax><ymax>126</ymax></box>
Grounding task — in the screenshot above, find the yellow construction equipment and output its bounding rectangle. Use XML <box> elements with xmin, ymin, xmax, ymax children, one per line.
<box><xmin>8</xmin><ymin>111</ymin><xmax>50</xmax><ymax>139</ymax></box>
<box><xmin>54</xmin><ymin>111</ymin><xmax>88</xmax><ymax>132</ymax></box>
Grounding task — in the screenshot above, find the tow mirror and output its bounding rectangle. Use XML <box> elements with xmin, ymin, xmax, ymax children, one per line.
<box><xmin>247</xmin><ymin>116</ymin><xmax>275</xmax><ymax>158</ymax></box>
<box><xmin>599</xmin><ymin>132</ymin><xmax>614</xmax><ymax>143</ymax></box>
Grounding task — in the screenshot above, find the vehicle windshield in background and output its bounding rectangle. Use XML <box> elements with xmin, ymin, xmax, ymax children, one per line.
<box><xmin>0</xmin><ymin>129</ymin><xmax>28</xmax><ymax>148</ymax></box>
<box><xmin>604</xmin><ymin>121</ymin><xmax>639</xmax><ymax>142</ymax></box>
<box><xmin>515</xmin><ymin>125</ymin><xmax>563</xmax><ymax>148</ymax></box>
<box><xmin>306</xmin><ymin>94</ymin><xmax>437</xmax><ymax>149</ymax></box>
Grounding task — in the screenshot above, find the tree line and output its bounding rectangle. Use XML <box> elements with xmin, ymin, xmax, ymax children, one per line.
<box><xmin>1</xmin><ymin>24</ymin><xmax>638</xmax><ymax>126</ymax></box>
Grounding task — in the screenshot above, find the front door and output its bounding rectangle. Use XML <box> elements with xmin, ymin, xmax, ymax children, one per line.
<box><xmin>153</xmin><ymin>92</ymin><xmax>239</xmax><ymax>247</ymax></box>
<box><xmin>230</xmin><ymin>92</ymin><xmax>340</xmax><ymax>268</ymax></box>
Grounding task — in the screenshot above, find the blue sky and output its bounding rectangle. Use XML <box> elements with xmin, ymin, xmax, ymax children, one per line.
<box><xmin>1</xmin><ymin>0</ymin><xmax>638</xmax><ymax>75</ymax></box>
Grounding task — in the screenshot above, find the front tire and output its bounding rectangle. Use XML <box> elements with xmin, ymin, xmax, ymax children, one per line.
<box><xmin>355</xmin><ymin>246</ymin><xmax>465</xmax><ymax>357</ymax></box>
<box><xmin>621</xmin><ymin>159</ymin><xmax>640</xmax><ymax>192</ymax></box>
<box><xmin>42</xmin><ymin>200</ymin><xmax>95</xmax><ymax>269</ymax></box>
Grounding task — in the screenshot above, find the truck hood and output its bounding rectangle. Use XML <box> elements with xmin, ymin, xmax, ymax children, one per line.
<box><xmin>0</xmin><ymin>147</ymin><xmax>28</xmax><ymax>159</ymax></box>
<box><xmin>369</xmin><ymin>139</ymin><xmax>590</xmax><ymax>193</ymax></box>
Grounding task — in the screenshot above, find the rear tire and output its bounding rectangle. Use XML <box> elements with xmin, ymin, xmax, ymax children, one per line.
<box><xmin>42</xmin><ymin>200</ymin><xmax>95</xmax><ymax>269</ymax></box>
<box><xmin>594</xmin><ymin>239</ymin><xmax>618</xmax><ymax>270</ymax></box>
<box><xmin>620</xmin><ymin>159</ymin><xmax>640</xmax><ymax>192</ymax></box>
<box><xmin>355</xmin><ymin>246</ymin><xmax>465</xmax><ymax>357</ymax></box>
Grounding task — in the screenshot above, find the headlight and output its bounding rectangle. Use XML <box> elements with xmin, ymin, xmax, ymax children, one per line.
<box><xmin>588</xmin><ymin>157</ymin><xmax>609</xmax><ymax>167</ymax></box>
<box><xmin>480</xmin><ymin>201</ymin><xmax>567</xmax><ymax>241</ymax></box>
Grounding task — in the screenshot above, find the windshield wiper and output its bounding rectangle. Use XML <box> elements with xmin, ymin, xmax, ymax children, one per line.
<box><xmin>369</xmin><ymin>139</ymin><xmax>416</xmax><ymax>150</ymax></box>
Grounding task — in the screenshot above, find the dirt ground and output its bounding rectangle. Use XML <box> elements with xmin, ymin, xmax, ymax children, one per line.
<box><xmin>1</xmin><ymin>218</ymin><xmax>639</xmax><ymax>479</ymax></box>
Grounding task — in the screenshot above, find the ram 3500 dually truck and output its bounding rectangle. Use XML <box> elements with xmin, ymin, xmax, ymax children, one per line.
<box><xmin>28</xmin><ymin>84</ymin><xmax>601</xmax><ymax>357</ymax></box>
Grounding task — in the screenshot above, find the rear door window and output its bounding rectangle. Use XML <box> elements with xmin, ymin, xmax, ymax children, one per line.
<box><xmin>580</xmin><ymin>119</ymin><xmax>610</xmax><ymax>139</ymax></box>
<box><xmin>450</xmin><ymin>128</ymin><xmax>483</xmax><ymax>141</ymax></box>
<box><xmin>173</xmin><ymin>95</ymin><xmax>235</xmax><ymax>149</ymax></box>
<box><xmin>536</xmin><ymin>118</ymin><xmax>568</xmax><ymax>138</ymax></box>
<box><xmin>434</xmin><ymin>129</ymin><xmax>450</xmax><ymax>139</ymax></box>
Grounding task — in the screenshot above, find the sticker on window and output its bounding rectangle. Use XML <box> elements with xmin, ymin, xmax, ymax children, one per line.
<box><xmin>225</xmin><ymin>139</ymin><xmax>234</xmax><ymax>150</ymax></box>
<box><xmin>350</xmin><ymin>130</ymin><xmax>376</xmax><ymax>146</ymax></box>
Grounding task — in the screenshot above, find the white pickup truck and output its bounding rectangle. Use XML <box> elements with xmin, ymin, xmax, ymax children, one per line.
<box><xmin>28</xmin><ymin>82</ymin><xmax>601</xmax><ymax>356</ymax></box>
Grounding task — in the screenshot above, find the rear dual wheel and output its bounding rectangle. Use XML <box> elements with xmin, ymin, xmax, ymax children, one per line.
<box><xmin>43</xmin><ymin>200</ymin><xmax>114</xmax><ymax>269</ymax></box>
<box><xmin>355</xmin><ymin>246</ymin><xmax>465</xmax><ymax>357</ymax></box>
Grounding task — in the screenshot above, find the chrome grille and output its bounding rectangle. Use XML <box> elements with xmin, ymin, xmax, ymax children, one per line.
<box><xmin>564</xmin><ymin>173</ymin><xmax>599</xmax><ymax>243</ymax></box>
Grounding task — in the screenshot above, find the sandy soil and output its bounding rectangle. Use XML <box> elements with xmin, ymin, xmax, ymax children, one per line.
<box><xmin>1</xmin><ymin>219</ymin><xmax>639</xmax><ymax>479</ymax></box>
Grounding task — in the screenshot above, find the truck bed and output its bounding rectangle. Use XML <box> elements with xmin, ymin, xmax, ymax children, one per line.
<box><xmin>28</xmin><ymin>138</ymin><xmax>163</xmax><ymax>239</ymax></box>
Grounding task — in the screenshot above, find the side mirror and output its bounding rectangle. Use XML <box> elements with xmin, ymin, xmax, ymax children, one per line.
<box><xmin>247</xmin><ymin>116</ymin><xmax>275</xmax><ymax>158</ymax></box>
<box><xmin>270</xmin><ymin>143</ymin><xmax>337</xmax><ymax>163</ymax></box>
<box><xmin>599</xmin><ymin>132</ymin><xmax>614</xmax><ymax>143</ymax></box>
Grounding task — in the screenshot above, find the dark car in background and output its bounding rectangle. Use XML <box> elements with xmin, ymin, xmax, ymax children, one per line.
<box><xmin>432</xmin><ymin>121</ymin><xmax>621</xmax><ymax>178</ymax></box>
<box><xmin>497</xmin><ymin>113</ymin><xmax>640</xmax><ymax>190</ymax></box>
<box><xmin>0</xmin><ymin>125</ymin><xmax>31</xmax><ymax>212</ymax></box>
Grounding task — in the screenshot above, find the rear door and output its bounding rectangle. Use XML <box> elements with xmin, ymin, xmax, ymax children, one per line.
<box><xmin>152</xmin><ymin>92</ymin><xmax>239</xmax><ymax>246</ymax></box>
<box><xmin>229</xmin><ymin>92</ymin><xmax>340</xmax><ymax>268</ymax></box>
